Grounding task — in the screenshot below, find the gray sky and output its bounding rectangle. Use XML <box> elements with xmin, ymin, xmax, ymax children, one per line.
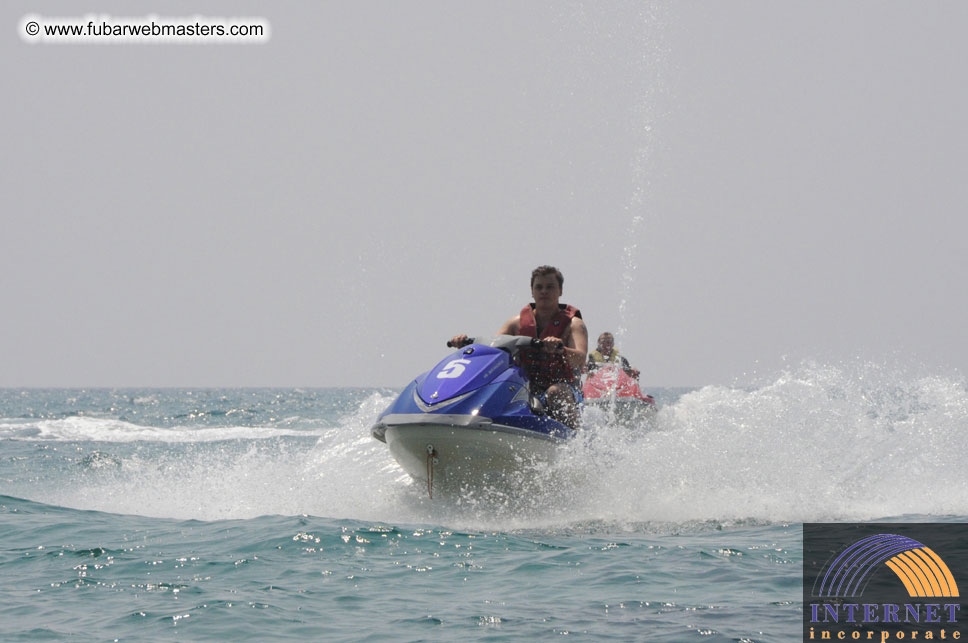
<box><xmin>3</xmin><ymin>1</ymin><xmax>966</xmax><ymax>387</ymax></box>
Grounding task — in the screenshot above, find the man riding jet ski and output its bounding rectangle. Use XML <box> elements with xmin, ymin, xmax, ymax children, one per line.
<box><xmin>372</xmin><ymin>266</ymin><xmax>588</xmax><ymax>497</ymax></box>
<box><xmin>450</xmin><ymin>265</ymin><xmax>588</xmax><ymax>428</ymax></box>
<box><xmin>584</xmin><ymin>331</ymin><xmax>656</xmax><ymax>424</ymax></box>
<box><xmin>587</xmin><ymin>332</ymin><xmax>639</xmax><ymax>379</ymax></box>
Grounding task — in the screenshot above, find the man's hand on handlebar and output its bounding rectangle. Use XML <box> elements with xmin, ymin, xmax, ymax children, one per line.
<box><xmin>447</xmin><ymin>334</ymin><xmax>471</xmax><ymax>348</ymax></box>
<box><xmin>540</xmin><ymin>337</ymin><xmax>565</xmax><ymax>353</ymax></box>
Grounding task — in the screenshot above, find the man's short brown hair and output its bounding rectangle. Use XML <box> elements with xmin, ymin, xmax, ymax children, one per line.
<box><xmin>531</xmin><ymin>265</ymin><xmax>564</xmax><ymax>289</ymax></box>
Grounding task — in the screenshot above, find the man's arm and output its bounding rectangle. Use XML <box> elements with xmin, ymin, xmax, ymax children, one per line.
<box><xmin>620</xmin><ymin>355</ymin><xmax>641</xmax><ymax>380</ymax></box>
<box><xmin>497</xmin><ymin>315</ymin><xmax>521</xmax><ymax>335</ymax></box>
<box><xmin>563</xmin><ymin>317</ymin><xmax>588</xmax><ymax>370</ymax></box>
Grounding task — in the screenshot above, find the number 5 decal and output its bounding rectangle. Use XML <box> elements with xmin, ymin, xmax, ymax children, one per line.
<box><xmin>436</xmin><ymin>359</ymin><xmax>471</xmax><ymax>379</ymax></box>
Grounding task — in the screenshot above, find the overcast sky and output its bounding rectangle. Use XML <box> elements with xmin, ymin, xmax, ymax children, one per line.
<box><xmin>3</xmin><ymin>1</ymin><xmax>966</xmax><ymax>387</ymax></box>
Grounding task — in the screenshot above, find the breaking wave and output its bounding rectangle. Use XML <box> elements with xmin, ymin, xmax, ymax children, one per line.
<box><xmin>12</xmin><ymin>362</ymin><xmax>967</xmax><ymax>529</ymax></box>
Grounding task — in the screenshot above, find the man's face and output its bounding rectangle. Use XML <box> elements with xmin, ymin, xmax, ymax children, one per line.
<box><xmin>531</xmin><ymin>274</ymin><xmax>561</xmax><ymax>305</ymax></box>
<box><xmin>598</xmin><ymin>335</ymin><xmax>613</xmax><ymax>352</ymax></box>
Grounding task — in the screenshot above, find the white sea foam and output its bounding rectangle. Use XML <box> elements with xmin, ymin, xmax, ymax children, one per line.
<box><xmin>0</xmin><ymin>416</ymin><xmax>323</xmax><ymax>443</ymax></box>
<box><xmin>26</xmin><ymin>365</ymin><xmax>968</xmax><ymax>527</ymax></box>
<box><xmin>554</xmin><ymin>361</ymin><xmax>968</xmax><ymax>526</ymax></box>
<box><xmin>33</xmin><ymin>392</ymin><xmax>405</xmax><ymax>521</ymax></box>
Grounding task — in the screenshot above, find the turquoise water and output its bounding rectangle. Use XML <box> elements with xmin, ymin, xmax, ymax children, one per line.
<box><xmin>1</xmin><ymin>371</ymin><xmax>966</xmax><ymax>641</ymax></box>
<box><xmin>1</xmin><ymin>495</ymin><xmax>801</xmax><ymax>641</ymax></box>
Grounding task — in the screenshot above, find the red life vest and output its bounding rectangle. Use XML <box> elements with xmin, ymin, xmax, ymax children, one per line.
<box><xmin>517</xmin><ymin>303</ymin><xmax>582</xmax><ymax>389</ymax></box>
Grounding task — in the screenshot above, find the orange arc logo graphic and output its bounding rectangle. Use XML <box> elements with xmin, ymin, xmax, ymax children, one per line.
<box><xmin>816</xmin><ymin>534</ymin><xmax>962</xmax><ymax>598</ymax></box>
<box><xmin>884</xmin><ymin>547</ymin><xmax>960</xmax><ymax>598</ymax></box>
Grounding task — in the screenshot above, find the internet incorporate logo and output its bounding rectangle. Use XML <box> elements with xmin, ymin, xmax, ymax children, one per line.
<box><xmin>816</xmin><ymin>533</ymin><xmax>960</xmax><ymax>599</ymax></box>
<box><xmin>803</xmin><ymin>524</ymin><xmax>966</xmax><ymax>641</ymax></box>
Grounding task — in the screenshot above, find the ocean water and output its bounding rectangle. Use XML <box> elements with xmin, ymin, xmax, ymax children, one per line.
<box><xmin>2</xmin><ymin>363</ymin><xmax>966</xmax><ymax>641</ymax></box>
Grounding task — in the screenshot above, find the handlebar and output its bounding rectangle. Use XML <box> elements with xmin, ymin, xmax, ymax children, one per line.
<box><xmin>447</xmin><ymin>336</ymin><xmax>555</xmax><ymax>352</ymax></box>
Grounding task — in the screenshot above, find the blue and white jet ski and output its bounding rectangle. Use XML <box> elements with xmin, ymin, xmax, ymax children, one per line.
<box><xmin>371</xmin><ymin>335</ymin><xmax>577</xmax><ymax>497</ymax></box>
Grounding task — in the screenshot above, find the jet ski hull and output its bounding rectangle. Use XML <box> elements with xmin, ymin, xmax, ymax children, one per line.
<box><xmin>583</xmin><ymin>364</ymin><xmax>656</xmax><ymax>427</ymax></box>
<box><xmin>372</xmin><ymin>336</ymin><xmax>577</xmax><ymax>497</ymax></box>
<box><xmin>383</xmin><ymin>420</ymin><xmax>564</xmax><ymax>492</ymax></box>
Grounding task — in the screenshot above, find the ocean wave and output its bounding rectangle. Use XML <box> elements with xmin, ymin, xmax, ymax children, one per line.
<box><xmin>0</xmin><ymin>416</ymin><xmax>325</xmax><ymax>443</ymax></box>
<box><xmin>7</xmin><ymin>370</ymin><xmax>968</xmax><ymax>529</ymax></box>
<box><xmin>552</xmin><ymin>360</ymin><xmax>968</xmax><ymax>525</ymax></box>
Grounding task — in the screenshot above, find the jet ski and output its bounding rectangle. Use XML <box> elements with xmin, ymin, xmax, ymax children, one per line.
<box><xmin>582</xmin><ymin>363</ymin><xmax>656</xmax><ymax>426</ymax></box>
<box><xmin>371</xmin><ymin>335</ymin><xmax>577</xmax><ymax>497</ymax></box>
